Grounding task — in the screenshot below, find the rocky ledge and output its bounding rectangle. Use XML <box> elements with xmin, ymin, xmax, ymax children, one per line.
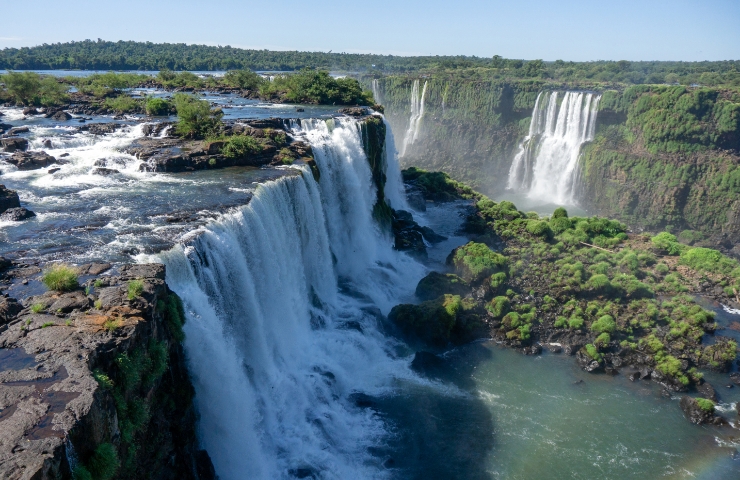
<box><xmin>0</xmin><ymin>261</ymin><xmax>214</xmax><ymax>480</ymax></box>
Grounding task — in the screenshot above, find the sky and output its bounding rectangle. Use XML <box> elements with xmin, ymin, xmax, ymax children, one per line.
<box><xmin>2</xmin><ymin>0</ymin><xmax>739</xmax><ymax>61</ymax></box>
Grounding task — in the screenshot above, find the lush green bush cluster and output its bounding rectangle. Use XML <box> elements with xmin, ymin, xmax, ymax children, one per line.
<box><xmin>103</xmin><ymin>95</ymin><xmax>141</xmax><ymax>113</ymax></box>
<box><xmin>145</xmin><ymin>96</ymin><xmax>171</xmax><ymax>116</ymax></box>
<box><xmin>222</xmin><ymin>69</ymin><xmax>265</xmax><ymax>90</ymax></box>
<box><xmin>452</xmin><ymin>242</ymin><xmax>507</xmax><ymax>283</ymax></box>
<box><xmin>0</xmin><ymin>71</ymin><xmax>69</xmax><ymax>106</ymax></box>
<box><xmin>260</xmin><ymin>68</ymin><xmax>374</xmax><ymax>105</ymax></box>
<box><xmin>172</xmin><ymin>93</ymin><xmax>223</xmax><ymax>138</ymax></box>
<box><xmin>402</xmin><ymin>167</ymin><xmax>477</xmax><ymax>201</ymax></box>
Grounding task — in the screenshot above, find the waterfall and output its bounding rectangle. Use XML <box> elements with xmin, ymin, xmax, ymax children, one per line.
<box><xmin>507</xmin><ymin>91</ymin><xmax>601</xmax><ymax>205</ymax></box>
<box><xmin>381</xmin><ymin>116</ymin><xmax>410</xmax><ymax>210</ymax></box>
<box><xmin>371</xmin><ymin>79</ymin><xmax>382</xmax><ymax>105</ymax></box>
<box><xmin>400</xmin><ymin>79</ymin><xmax>428</xmax><ymax>157</ymax></box>
<box><xmin>157</xmin><ymin>117</ymin><xmax>424</xmax><ymax>479</ymax></box>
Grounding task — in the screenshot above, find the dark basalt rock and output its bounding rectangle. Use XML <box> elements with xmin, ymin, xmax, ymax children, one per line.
<box><xmin>576</xmin><ymin>348</ymin><xmax>603</xmax><ymax>372</ymax></box>
<box><xmin>406</xmin><ymin>189</ymin><xmax>427</xmax><ymax>211</ymax></box>
<box><xmin>6</xmin><ymin>151</ymin><xmax>60</xmax><ymax>170</ymax></box>
<box><xmin>416</xmin><ymin>271</ymin><xmax>470</xmax><ymax>301</ymax></box>
<box><xmin>0</xmin><ymin>296</ymin><xmax>22</xmax><ymax>326</ymax></box>
<box><xmin>729</xmin><ymin>372</ymin><xmax>740</xmax><ymax>386</ymax></box>
<box><xmin>338</xmin><ymin>107</ymin><xmax>370</xmax><ymax>116</ymax></box>
<box><xmin>696</xmin><ymin>381</ymin><xmax>718</xmax><ymax>402</ymax></box>
<box><xmin>679</xmin><ymin>396</ymin><xmax>725</xmax><ymax>425</ymax></box>
<box><xmin>50</xmin><ymin>110</ymin><xmax>72</xmax><ymax>121</ymax></box>
<box><xmin>7</xmin><ymin>126</ymin><xmax>29</xmax><ymax>135</ymax></box>
<box><xmin>0</xmin><ymin>185</ymin><xmax>21</xmax><ymax>214</ymax></box>
<box><xmin>1</xmin><ymin>136</ymin><xmax>28</xmax><ymax>153</ymax></box>
<box><xmin>391</xmin><ymin>209</ymin><xmax>446</xmax><ymax>256</ymax></box>
<box><xmin>0</xmin><ymin>207</ymin><xmax>36</xmax><ymax>221</ymax></box>
<box><xmin>91</xmin><ymin>167</ymin><xmax>120</xmax><ymax>176</ymax></box>
<box><xmin>79</xmin><ymin>123</ymin><xmax>121</xmax><ymax>135</ymax></box>
<box><xmin>22</xmin><ymin>107</ymin><xmax>40</xmax><ymax>115</ymax></box>
<box><xmin>0</xmin><ymin>123</ymin><xmax>12</xmax><ymax>134</ymax></box>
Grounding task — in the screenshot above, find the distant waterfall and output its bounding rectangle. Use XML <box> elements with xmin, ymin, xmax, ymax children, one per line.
<box><xmin>159</xmin><ymin>117</ymin><xmax>423</xmax><ymax>479</ymax></box>
<box><xmin>400</xmin><ymin>79</ymin><xmax>428</xmax><ymax>156</ymax></box>
<box><xmin>507</xmin><ymin>91</ymin><xmax>601</xmax><ymax>205</ymax></box>
<box><xmin>371</xmin><ymin>79</ymin><xmax>382</xmax><ymax>105</ymax></box>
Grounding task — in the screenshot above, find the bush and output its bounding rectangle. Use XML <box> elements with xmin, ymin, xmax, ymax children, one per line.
<box><xmin>42</xmin><ymin>264</ymin><xmax>79</xmax><ymax>292</ymax></box>
<box><xmin>568</xmin><ymin>316</ymin><xmax>584</xmax><ymax>329</ymax></box>
<box><xmin>223</xmin><ymin>69</ymin><xmax>265</xmax><ymax>90</ymax></box>
<box><xmin>554</xmin><ymin>316</ymin><xmax>568</xmax><ymax>328</ymax></box>
<box><xmin>595</xmin><ymin>332</ymin><xmax>611</xmax><ymax>346</ymax></box>
<box><xmin>222</xmin><ymin>135</ymin><xmax>262</xmax><ymax>158</ymax></box>
<box><xmin>680</xmin><ymin>247</ymin><xmax>737</xmax><ymax>275</ymax></box>
<box><xmin>173</xmin><ymin>93</ymin><xmax>223</xmax><ymax>138</ymax></box>
<box><xmin>486</xmin><ymin>296</ymin><xmax>510</xmax><ymax>318</ymax></box>
<box><xmin>549</xmin><ymin>216</ymin><xmax>572</xmax><ymax>234</ymax></box>
<box><xmin>145</xmin><ymin>96</ymin><xmax>170</xmax><ymax>116</ymax></box>
<box><xmin>695</xmin><ymin>397</ymin><xmax>716</xmax><ymax>412</ymax></box>
<box><xmin>127</xmin><ymin>279</ymin><xmax>144</xmax><ymax>301</ymax></box>
<box><xmin>526</xmin><ymin>220</ymin><xmax>553</xmax><ymax>238</ymax></box>
<box><xmin>260</xmin><ymin>68</ymin><xmax>374</xmax><ymax>105</ymax></box>
<box><xmin>87</xmin><ymin>443</ymin><xmax>119</xmax><ymax>480</ymax></box>
<box><xmin>104</xmin><ymin>95</ymin><xmax>140</xmax><ymax>113</ymax></box>
<box><xmin>651</xmin><ymin>232</ymin><xmax>682</xmax><ymax>255</ymax></box>
<box><xmin>3</xmin><ymin>71</ymin><xmax>41</xmax><ymax>105</ymax></box>
<box><xmin>452</xmin><ymin>242</ymin><xmax>507</xmax><ymax>283</ymax></box>
<box><xmin>552</xmin><ymin>207</ymin><xmax>568</xmax><ymax>219</ymax></box>
<box><xmin>591</xmin><ymin>315</ymin><xmax>616</xmax><ymax>334</ymax></box>
<box><xmin>586</xmin><ymin>274</ymin><xmax>612</xmax><ymax>292</ymax></box>
<box><xmin>585</xmin><ymin>344</ymin><xmax>602</xmax><ymax>361</ymax></box>
<box><xmin>31</xmin><ymin>303</ymin><xmax>45</xmax><ymax>313</ymax></box>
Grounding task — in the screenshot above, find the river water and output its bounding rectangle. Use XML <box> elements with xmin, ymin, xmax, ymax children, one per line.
<box><xmin>1</xmin><ymin>91</ymin><xmax>740</xmax><ymax>478</ymax></box>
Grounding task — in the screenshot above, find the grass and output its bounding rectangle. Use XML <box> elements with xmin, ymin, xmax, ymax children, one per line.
<box><xmin>103</xmin><ymin>318</ymin><xmax>120</xmax><ymax>331</ymax></box>
<box><xmin>41</xmin><ymin>322</ymin><xmax>54</xmax><ymax>328</ymax></box>
<box><xmin>127</xmin><ymin>279</ymin><xmax>144</xmax><ymax>301</ymax></box>
<box><xmin>695</xmin><ymin>397</ymin><xmax>716</xmax><ymax>413</ymax></box>
<box><xmin>42</xmin><ymin>264</ymin><xmax>79</xmax><ymax>292</ymax></box>
<box><xmin>30</xmin><ymin>303</ymin><xmax>45</xmax><ymax>313</ymax></box>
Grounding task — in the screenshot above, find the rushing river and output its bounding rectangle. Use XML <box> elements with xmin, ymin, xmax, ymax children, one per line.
<box><xmin>1</xmin><ymin>92</ymin><xmax>740</xmax><ymax>478</ymax></box>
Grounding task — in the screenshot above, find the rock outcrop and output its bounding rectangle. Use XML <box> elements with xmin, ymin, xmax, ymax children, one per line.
<box><xmin>6</xmin><ymin>151</ymin><xmax>61</xmax><ymax>170</ymax></box>
<box><xmin>0</xmin><ymin>185</ymin><xmax>21</xmax><ymax>214</ymax></box>
<box><xmin>0</xmin><ymin>263</ymin><xmax>214</xmax><ymax>479</ymax></box>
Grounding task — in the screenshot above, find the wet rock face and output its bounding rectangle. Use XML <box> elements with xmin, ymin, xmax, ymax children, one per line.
<box><xmin>0</xmin><ymin>263</ymin><xmax>214</xmax><ymax>480</ymax></box>
<box><xmin>0</xmin><ymin>207</ymin><xmax>36</xmax><ymax>222</ymax></box>
<box><xmin>0</xmin><ymin>185</ymin><xmax>21</xmax><ymax>214</ymax></box>
<box><xmin>1</xmin><ymin>137</ymin><xmax>28</xmax><ymax>153</ymax></box>
<box><xmin>6</xmin><ymin>151</ymin><xmax>61</xmax><ymax>170</ymax></box>
<box><xmin>679</xmin><ymin>396</ymin><xmax>725</xmax><ymax>425</ymax></box>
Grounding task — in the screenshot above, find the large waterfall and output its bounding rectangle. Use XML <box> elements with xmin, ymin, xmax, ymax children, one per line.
<box><xmin>158</xmin><ymin>117</ymin><xmax>424</xmax><ymax>479</ymax></box>
<box><xmin>507</xmin><ymin>91</ymin><xmax>600</xmax><ymax>205</ymax></box>
<box><xmin>400</xmin><ymin>79</ymin><xmax>428</xmax><ymax>157</ymax></box>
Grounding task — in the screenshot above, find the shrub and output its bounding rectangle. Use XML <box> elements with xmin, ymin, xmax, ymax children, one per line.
<box><xmin>655</xmin><ymin>263</ymin><xmax>670</xmax><ymax>275</ymax></box>
<box><xmin>526</xmin><ymin>220</ymin><xmax>553</xmax><ymax>238</ymax></box>
<box><xmin>695</xmin><ymin>397</ymin><xmax>715</xmax><ymax>412</ymax></box>
<box><xmin>680</xmin><ymin>247</ymin><xmax>737</xmax><ymax>274</ymax></box>
<box><xmin>173</xmin><ymin>93</ymin><xmax>223</xmax><ymax>138</ymax></box>
<box><xmin>222</xmin><ymin>135</ymin><xmax>262</xmax><ymax>158</ymax></box>
<box><xmin>552</xmin><ymin>207</ymin><xmax>568</xmax><ymax>218</ymax></box>
<box><xmin>126</xmin><ymin>280</ymin><xmax>144</xmax><ymax>301</ymax></box>
<box><xmin>87</xmin><ymin>443</ymin><xmax>119</xmax><ymax>480</ymax></box>
<box><xmin>678</xmin><ymin>230</ymin><xmax>704</xmax><ymax>245</ymax></box>
<box><xmin>260</xmin><ymin>68</ymin><xmax>373</xmax><ymax>105</ymax></box>
<box><xmin>651</xmin><ymin>232</ymin><xmax>682</xmax><ymax>255</ymax></box>
<box><xmin>42</xmin><ymin>264</ymin><xmax>79</xmax><ymax>292</ymax></box>
<box><xmin>585</xmin><ymin>344</ymin><xmax>602</xmax><ymax>361</ymax></box>
<box><xmin>103</xmin><ymin>95</ymin><xmax>140</xmax><ymax>113</ymax></box>
<box><xmin>486</xmin><ymin>296</ymin><xmax>510</xmax><ymax>318</ymax></box>
<box><xmin>591</xmin><ymin>315</ymin><xmax>617</xmax><ymax>333</ymax></box>
<box><xmin>586</xmin><ymin>274</ymin><xmax>612</xmax><ymax>292</ymax></box>
<box><xmin>3</xmin><ymin>71</ymin><xmax>41</xmax><ymax>105</ymax></box>
<box><xmin>568</xmin><ymin>316</ymin><xmax>584</xmax><ymax>329</ymax></box>
<box><xmin>453</xmin><ymin>242</ymin><xmax>507</xmax><ymax>283</ymax></box>
<box><xmin>554</xmin><ymin>316</ymin><xmax>568</xmax><ymax>328</ymax></box>
<box><xmin>223</xmin><ymin>69</ymin><xmax>265</xmax><ymax>90</ymax></box>
<box><xmin>145</xmin><ymin>96</ymin><xmax>170</xmax><ymax>116</ymax></box>
<box><xmin>656</xmin><ymin>354</ymin><xmax>689</xmax><ymax>385</ymax></box>
<box><xmin>595</xmin><ymin>332</ymin><xmax>611</xmax><ymax>346</ymax></box>
<box><xmin>30</xmin><ymin>303</ymin><xmax>45</xmax><ymax>314</ymax></box>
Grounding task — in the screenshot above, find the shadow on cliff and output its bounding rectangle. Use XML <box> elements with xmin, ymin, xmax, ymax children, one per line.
<box><xmin>358</xmin><ymin>342</ymin><xmax>496</xmax><ymax>480</ymax></box>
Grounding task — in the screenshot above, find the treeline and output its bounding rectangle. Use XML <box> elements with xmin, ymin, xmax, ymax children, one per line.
<box><xmin>0</xmin><ymin>40</ymin><xmax>738</xmax><ymax>86</ymax></box>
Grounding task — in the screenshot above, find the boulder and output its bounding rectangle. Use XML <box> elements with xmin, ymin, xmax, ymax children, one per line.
<box><xmin>407</xmin><ymin>189</ymin><xmax>426</xmax><ymax>211</ymax></box>
<box><xmin>696</xmin><ymin>381</ymin><xmax>718</xmax><ymax>402</ymax></box>
<box><xmin>679</xmin><ymin>396</ymin><xmax>723</xmax><ymax>425</ymax></box>
<box><xmin>42</xmin><ymin>139</ymin><xmax>53</xmax><ymax>149</ymax></box>
<box><xmin>1</xmin><ymin>136</ymin><xmax>28</xmax><ymax>152</ymax></box>
<box><xmin>388</xmin><ymin>295</ymin><xmax>460</xmax><ymax>347</ymax></box>
<box><xmin>91</xmin><ymin>167</ymin><xmax>120</xmax><ymax>176</ymax></box>
<box><xmin>51</xmin><ymin>110</ymin><xmax>72</xmax><ymax>121</ymax></box>
<box><xmin>0</xmin><ymin>296</ymin><xmax>22</xmax><ymax>325</ymax></box>
<box><xmin>415</xmin><ymin>271</ymin><xmax>470</xmax><ymax>301</ymax></box>
<box><xmin>0</xmin><ymin>123</ymin><xmax>12</xmax><ymax>133</ymax></box>
<box><xmin>0</xmin><ymin>184</ymin><xmax>21</xmax><ymax>213</ymax></box>
<box><xmin>338</xmin><ymin>107</ymin><xmax>370</xmax><ymax>116</ymax></box>
<box><xmin>22</xmin><ymin>107</ymin><xmax>40</xmax><ymax>115</ymax></box>
<box><xmin>729</xmin><ymin>372</ymin><xmax>740</xmax><ymax>386</ymax></box>
<box><xmin>6</xmin><ymin>151</ymin><xmax>59</xmax><ymax>170</ymax></box>
<box><xmin>0</xmin><ymin>207</ymin><xmax>36</xmax><ymax>221</ymax></box>
<box><xmin>80</xmin><ymin>123</ymin><xmax>121</xmax><ymax>135</ymax></box>
<box><xmin>8</xmin><ymin>126</ymin><xmax>29</xmax><ymax>135</ymax></box>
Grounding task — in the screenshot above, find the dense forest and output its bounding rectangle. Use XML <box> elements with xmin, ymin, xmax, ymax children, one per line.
<box><xmin>0</xmin><ymin>40</ymin><xmax>739</xmax><ymax>86</ymax></box>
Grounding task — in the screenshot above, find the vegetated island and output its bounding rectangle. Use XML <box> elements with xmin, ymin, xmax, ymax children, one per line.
<box><xmin>389</xmin><ymin>167</ymin><xmax>740</xmax><ymax>426</ymax></box>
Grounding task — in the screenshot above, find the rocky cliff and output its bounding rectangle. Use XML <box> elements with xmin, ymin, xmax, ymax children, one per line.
<box><xmin>0</xmin><ymin>261</ymin><xmax>214</xmax><ymax>480</ymax></box>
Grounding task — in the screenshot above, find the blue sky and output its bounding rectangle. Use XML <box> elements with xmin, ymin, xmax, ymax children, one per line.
<box><xmin>3</xmin><ymin>0</ymin><xmax>738</xmax><ymax>61</ymax></box>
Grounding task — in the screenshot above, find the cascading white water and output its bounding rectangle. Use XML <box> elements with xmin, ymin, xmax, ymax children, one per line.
<box><xmin>380</xmin><ymin>116</ymin><xmax>410</xmax><ymax>210</ymax></box>
<box><xmin>400</xmin><ymin>79</ymin><xmax>427</xmax><ymax>157</ymax></box>
<box><xmin>371</xmin><ymin>79</ymin><xmax>382</xmax><ymax>105</ymax></box>
<box><xmin>507</xmin><ymin>91</ymin><xmax>601</xmax><ymax>205</ymax></box>
<box><xmin>158</xmin><ymin>117</ymin><xmax>425</xmax><ymax>479</ymax></box>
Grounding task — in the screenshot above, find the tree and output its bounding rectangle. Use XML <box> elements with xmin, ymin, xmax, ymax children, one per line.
<box><xmin>173</xmin><ymin>93</ymin><xmax>223</xmax><ymax>138</ymax></box>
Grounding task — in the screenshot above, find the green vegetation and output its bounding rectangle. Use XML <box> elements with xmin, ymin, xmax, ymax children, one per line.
<box><xmin>126</xmin><ymin>279</ymin><xmax>145</xmax><ymax>301</ymax></box>
<box><xmin>260</xmin><ymin>68</ymin><xmax>374</xmax><ymax>105</ymax></box>
<box><xmin>41</xmin><ymin>264</ymin><xmax>79</xmax><ymax>292</ymax></box>
<box><xmin>222</xmin><ymin>69</ymin><xmax>265</xmax><ymax>90</ymax></box>
<box><xmin>172</xmin><ymin>93</ymin><xmax>223</xmax><ymax>138</ymax></box>
<box><xmin>221</xmin><ymin>135</ymin><xmax>262</xmax><ymax>158</ymax></box>
<box><xmin>144</xmin><ymin>96</ymin><xmax>171</xmax><ymax>116</ymax></box>
<box><xmin>30</xmin><ymin>303</ymin><xmax>45</xmax><ymax>314</ymax></box>
<box><xmin>591</xmin><ymin>315</ymin><xmax>616</xmax><ymax>334</ymax></box>
<box><xmin>452</xmin><ymin>242</ymin><xmax>507</xmax><ymax>283</ymax></box>
<box><xmin>0</xmin><ymin>71</ymin><xmax>69</xmax><ymax>106</ymax></box>
<box><xmin>103</xmin><ymin>95</ymin><xmax>141</xmax><ymax>113</ymax></box>
<box><xmin>695</xmin><ymin>397</ymin><xmax>716</xmax><ymax>413</ymax></box>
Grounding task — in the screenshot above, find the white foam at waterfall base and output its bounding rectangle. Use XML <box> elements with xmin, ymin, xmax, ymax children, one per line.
<box><xmin>507</xmin><ymin>91</ymin><xmax>601</xmax><ymax>205</ymax></box>
<box><xmin>156</xmin><ymin>117</ymin><xmax>427</xmax><ymax>479</ymax></box>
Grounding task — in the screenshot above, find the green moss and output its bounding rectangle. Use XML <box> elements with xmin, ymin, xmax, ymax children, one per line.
<box><xmin>695</xmin><ymin>397</ymin><xmax>716</xmax><ymax>412</ymax></box>
<box><xmin>591</xmin><ymin>315</ymin><xmax>617</xmax><ymax>334</ymax></box>
<box><xmin>486</xmin><ymin>296</ymin><xmax>510</xmax><ymax>318</ymax></box>
<box><xmin>526</xmin><ymin>220</ymin><xmax>553</xmax><ymax>238</ymax></box>
<box><xmin>126</xmin><ymin>279</ymin><xmax>144</xmax><ymax>301</ymax></box>
<box><xmin>388</xmin><ymin>294</ymin><xmax>460</xmax><ymax>346</ymax></box>
<box><xmin>452</xmin><ymin>242</ymin><xmax>507</xmax><ymax>283</ymax></box>
<box><xmin>87</xmin><ymin>443</ymin><xmax>119</xmax><ymax>480</ymax></box>
<box><xmin>584</xmin><ymin>344</ymin><xmax>602</xmax><ymax>361</ymax></box>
